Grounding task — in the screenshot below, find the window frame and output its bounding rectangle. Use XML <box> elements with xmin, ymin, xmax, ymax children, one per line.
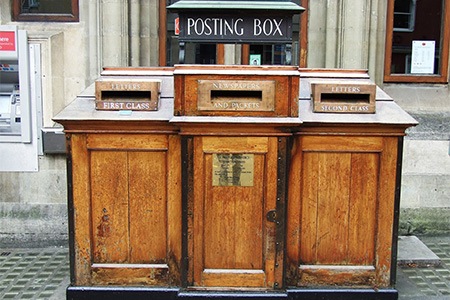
<box><xmin>384</xmin><ymin>0</ymin><xmax>450</xmax><ymax>83</ymax></box>
<box><xmin>12</xmin><ymin>0</ymin><xmax>79</xmax><ymax>22</ymax></box>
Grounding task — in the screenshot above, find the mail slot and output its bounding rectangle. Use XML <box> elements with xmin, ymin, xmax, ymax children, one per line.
<box><xmin>198</xmin><ymin>79</ymin><xmax>276</xmax><ymax>112</ymax></box>
<box><xmin>174</xmin><ymin>65</ymin><xmax>299</xmax><ymax>117</ymax></box>
<box><xmin>95</xmin><ymin>78</ymin><xmax>161</xmax><ymax>111</ymax></box>
<box><xmin>311</xmin><ymin>81</ymin><xmax>376</xmax><ymax>113</ymax></box>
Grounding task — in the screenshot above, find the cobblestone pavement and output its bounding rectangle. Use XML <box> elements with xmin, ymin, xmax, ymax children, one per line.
<box><xmin>397</xmin><ymin>236</ymin><xmax>450</xmax><ymax>299</ymax></box>
<box><xmin>0</xmin><ymin>247</ymin><xmax>69</xmax><ymax>299</ymax></box>
<box><xmin>0</xmin><ymin>236</ymin><xmax>449</xmax><ymax>299</ymax></box>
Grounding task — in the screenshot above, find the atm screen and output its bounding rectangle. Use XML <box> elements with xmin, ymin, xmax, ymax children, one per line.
<box><xmin>0</xmin><ymin>94</ymin><xmax>11</xmax><ymax>115</ymax></box>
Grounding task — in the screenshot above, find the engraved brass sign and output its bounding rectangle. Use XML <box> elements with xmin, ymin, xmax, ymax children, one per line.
<box><xmin>212</xmin><ymin>154</ymin><xmax>254</xmax><ymax>187</ymax></box>
<box><xmin>311</xmin><ymin>81</ymin><xmax>376</xmax><ymax>114</ymax></box>
<box><xmin>198</xmin><ymin>80</ymin><xmax>275</xmax><ymax>112</ymax></box>
<box><xmin>95</xmin><ymin>79</ymin><xmax>161</xmax><ymax>111</ymax></box>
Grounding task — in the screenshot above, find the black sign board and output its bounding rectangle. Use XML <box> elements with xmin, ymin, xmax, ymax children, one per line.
<box><xmin>179</xmin><ymin>13</ymin><xmax>293</xmax><ymax>43</ymax></box>
<box><xmin>167</xmin><ymin>0</ymin><xmax>304</xmax><ymax>63</ymax></box>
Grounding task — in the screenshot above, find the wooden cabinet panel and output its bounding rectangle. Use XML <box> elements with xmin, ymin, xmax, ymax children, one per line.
<box><xmin>70</xmin><ymin>133</ymin><xmax>181</xmax><ymax>286</ymax></box>
<box><xmin>287</xmin><ymin>133</ymin><xmax>399</xmax><ymax>288</ymax></box>
<box><xmin>128</xmin><ymin>151</ymin><xmax>168</xmax><ymax>263</ymax></box>
<box><xmin>188</xmin><ymin>136</ymin><xmax>282</xmax><ymax>288</ymax></box>
<box><xmin>91</xmin><ymin>150</ymin><xmax>168</xmax><ymax>265</ymax></box>
<box><xmin>91</xmin><ymin>151</ymin><xmax>130</xmax><ymax>263</ymax></box>
<box><xmin>300</xmin><ymin>152</ymin><xmax>378</xmax><ymax>265</ymax></box>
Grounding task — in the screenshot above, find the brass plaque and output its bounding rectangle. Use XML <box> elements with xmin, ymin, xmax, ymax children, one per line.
<box><xmin>212</xmin><ymin>154</ymin><xmax>254</xmax><ymax>187</ymax></box>
<box><xmin>95</xmin><ymin>79</ymin><xmax>161</xmax><ymax>111</ymax></box>
<box><xmin>311</xmin><ymin>81</ymin><xmax>376</xmax><ymax>114</ymax></box>
<box><xmin>198</xmin><ymin>80</ymin><xmax>275</xmax><ymax>112</ymax></box>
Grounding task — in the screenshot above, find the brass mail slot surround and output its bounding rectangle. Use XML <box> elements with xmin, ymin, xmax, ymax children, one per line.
<box><xmin>95</xmin><ymin>78</ymin><xmax>161</xmax><ymax>111</ymax></box>
<box><xmin>174</xmin><ymin>65</ymin><xmax>300</xmax><ymax>117</ymax></box>
<box><xmin>311</xmin><ymin>81</ymin><xmax>376</xmax><ymax>113</ymax></box>
<box><xmin>198</xmin><ymin>80</ymin><xmax>275</xmax><ymax>112</ymax></box>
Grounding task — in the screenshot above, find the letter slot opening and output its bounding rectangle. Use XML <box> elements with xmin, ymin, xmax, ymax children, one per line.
<box><xmin>320</xmin><ymin>93</ymin><xmax>370</xmax><ymax>104</ymax></box>
<box><xmin>210</xmin><ymin>90</ymin><xmax>263</xmax><ymax>102</ymax></box>
<box><xmin>101</xmin><ymin>90</ymin><xmax>151</xmax><ymax>102</ymax></box>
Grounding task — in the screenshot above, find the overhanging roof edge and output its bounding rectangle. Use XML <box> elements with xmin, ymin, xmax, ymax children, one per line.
<box><xmin>167</xmin><ymin>1</ymin><xmax>305</xmax><ymax>13</ymax></box>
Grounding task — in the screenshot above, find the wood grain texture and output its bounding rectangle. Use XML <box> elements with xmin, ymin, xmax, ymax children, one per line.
<box><xmin>70</xmin><ymin>134</ymin><xmax>92</xmax><ymax>285</ymax></box>
<box><xmin>191</xmin><ymin>136</ymin><xmax>281</xmax><ymax>288</ymax></box>
<box><xmin>91</xmin><ymin>151</ymin><xmax>129</xmax><ymax>263</ymax></box>
<box><xmin>128</xmin><ymin>151</ymin><xmax>167</xmax><ymax>263</ymax></box>
<box><xmin>287</xmin><ymin>130</ymin><xmax>401</xmax><ymax>288</ymax></box>
<box><xmin>70</xmin><ymin>132</ymin><xmax>181</xmax><ymax>286</ymax></box>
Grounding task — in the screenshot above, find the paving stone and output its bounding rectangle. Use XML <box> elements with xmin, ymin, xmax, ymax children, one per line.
<box><xmin>0</xmin><ymin>248</ymin><xmax>69</xmax><ymax>300</ymax></box>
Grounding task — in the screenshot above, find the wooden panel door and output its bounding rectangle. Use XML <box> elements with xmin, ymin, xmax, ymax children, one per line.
<box><xmin>70</xmin><ymin>133</ymin><xmax>181</xmax><ymax>286</ymax></box>
<box><xmin>287</xmin><ymin>135</ymin><xmax>399</xmax><ymax>288</ymax></box>
<box><xmin>187</xmin><ymin>136</ymin><xmax>284</xmax><ymax>289</ymax></box>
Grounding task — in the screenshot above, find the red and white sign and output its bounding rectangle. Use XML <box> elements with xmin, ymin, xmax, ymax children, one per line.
<box><xmin>175</xmin><ymin>17</ymin><xmax>180</xmax><ymax>35</ymax></box>
<box><xmin>0</xmin><ymin>31</ymin><xmax>16</xmax><ymax>51</ymax></box>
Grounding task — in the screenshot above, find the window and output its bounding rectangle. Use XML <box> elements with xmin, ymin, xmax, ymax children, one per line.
<box><xmin>394</xmin><ymin>0</ymin><xmax>416</xmax><ymax>32</ymax></box>
<box><xmin>12</xmin><ymin>0</ymin><xmax>79</xmax><ymax>22</ymax></box>
<box><xmin>384</xmin><ymin>0</ymin><xmax>450</xmax><ymax>83</ymax></box>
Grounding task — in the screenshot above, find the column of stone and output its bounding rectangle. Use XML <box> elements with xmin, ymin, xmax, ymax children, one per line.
<box><xmin>307</xmin><ymin>0</ymin><xmax>387</xmax><ymax>83</ymax></box>
<box><xmin>100</xmin><ymin>0</ymin><xmax>129</xmax><ymax>67</ymax></box>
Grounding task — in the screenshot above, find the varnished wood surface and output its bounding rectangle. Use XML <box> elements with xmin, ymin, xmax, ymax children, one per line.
<box><xmin>174</xmin><ymin>65</ymin><xmax>299</xmax><ymax>117</ymax></box>
<box><xmin>69</xmin><ymin>131</ymin><xmax>181</xmax><ymax>286</ymax></box>
<box><xmin>287</xmin><ymin>127</ymin><xmax>401</xmax><ymax>288</ymax></box>
<box><xmin>189</xmin><ymin>136</ymin><xmax>282</xmax><ymax>288</ymax></box>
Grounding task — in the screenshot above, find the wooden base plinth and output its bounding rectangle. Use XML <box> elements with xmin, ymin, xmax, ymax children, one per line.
<box><xmin>67</xmin><ymin>286</ymin><xmax>398</xmax><ymax>300</ymax></box>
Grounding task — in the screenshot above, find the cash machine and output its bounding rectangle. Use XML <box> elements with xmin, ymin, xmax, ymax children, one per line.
<box><xmin>0</xmin><ymin>25</ymin><xmax>31</xmax><ymax>143</ymax></box>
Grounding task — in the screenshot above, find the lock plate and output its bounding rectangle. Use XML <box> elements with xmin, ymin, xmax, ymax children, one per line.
<box><xmin>266</xmin><ymin>210</ymin><xmax>278</xmax><ymax>223</ymax></box>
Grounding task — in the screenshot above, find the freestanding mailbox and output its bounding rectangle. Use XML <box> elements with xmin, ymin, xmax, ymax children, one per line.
<box><xmin>54</xmin><ymin>1</ymin><xmax>417</xmax><ymax>299</ymax></box>
<box><xmin>55</xmin><ymin>66</ymin><xmax>416</xmax><ymax>300</ymax></box>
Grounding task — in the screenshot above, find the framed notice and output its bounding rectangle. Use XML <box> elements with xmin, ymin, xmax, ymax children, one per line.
<box><xmin>411</xmin><ymin>40</ymin><xmax>435</xmax><ymax>74</ymax></box>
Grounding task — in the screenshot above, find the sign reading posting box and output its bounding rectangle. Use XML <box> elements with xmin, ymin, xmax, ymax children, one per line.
<box><xmin>95</xmin><ymin>78</ymin><xmax>161</xmax><ymax>111</ymax></box>
<box><xmin>311</xmin><ymin>81</ymin><xmax>376</xmax><ymax>114</ymax></box>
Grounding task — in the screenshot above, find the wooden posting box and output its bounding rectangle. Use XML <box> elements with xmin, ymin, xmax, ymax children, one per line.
<box><xmin>95</xmin><ymin>77</ymin><xmax>161</xmax><ymax>111</ymax></box>
<box><xmin>173</xmin><ymin>65</ymin><xmax>300</xmax><ymax>117</ymax></box>
<box><xmin>311</xmin><ymin>81</ymin><xmax>376</xmax><ymax>113</ymax></box>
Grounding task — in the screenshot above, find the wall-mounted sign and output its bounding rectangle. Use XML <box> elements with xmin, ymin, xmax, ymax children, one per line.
<box><xmin>0</xmin><ymin>26</ymin><xmax>18</xmax><ymax>60</ymax></box>
<box><xmin>411</xmin><ymin>40</ymin><xmax>435</xmax><ymax>74</ymax></box>
<box><xmin>0</xmin><ymin>31</ymin><xmax>16</xmax><ymax>51</ymax></box>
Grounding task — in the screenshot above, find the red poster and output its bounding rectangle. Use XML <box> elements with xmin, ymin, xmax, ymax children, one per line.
<box><xmin>0</xmin><ymin>31</ymin><xmax>16</xmax><ymax>51</ymax></box>
<box><xmin>175</xmin><ymin>17</ymin><xmax>180</xmax><ymax>35</ymax></box>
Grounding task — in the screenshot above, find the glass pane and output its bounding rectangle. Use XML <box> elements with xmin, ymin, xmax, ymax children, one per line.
<box><xmin>20</xmin><ymin>0</ymin><xmax>72</xmax><ymax>14</ymax></box>
<box><xmin>250</xmin><ymin>44</ymin><xmax>286</xmax><ymax>65</ymax></box>
<box><xmin>394</xmin><ymin>14</ymin><xmax>410</xmax><ymax>29</ymax></box>
<box><xmin>394</xmin><ymin>0</ymin><xmax>411</xmax><ymax>13</ymax></box>
<box><xmin>391</xmin><ymin>0</ymin><xmax>442</xmax><ymax>75</ymax></box>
